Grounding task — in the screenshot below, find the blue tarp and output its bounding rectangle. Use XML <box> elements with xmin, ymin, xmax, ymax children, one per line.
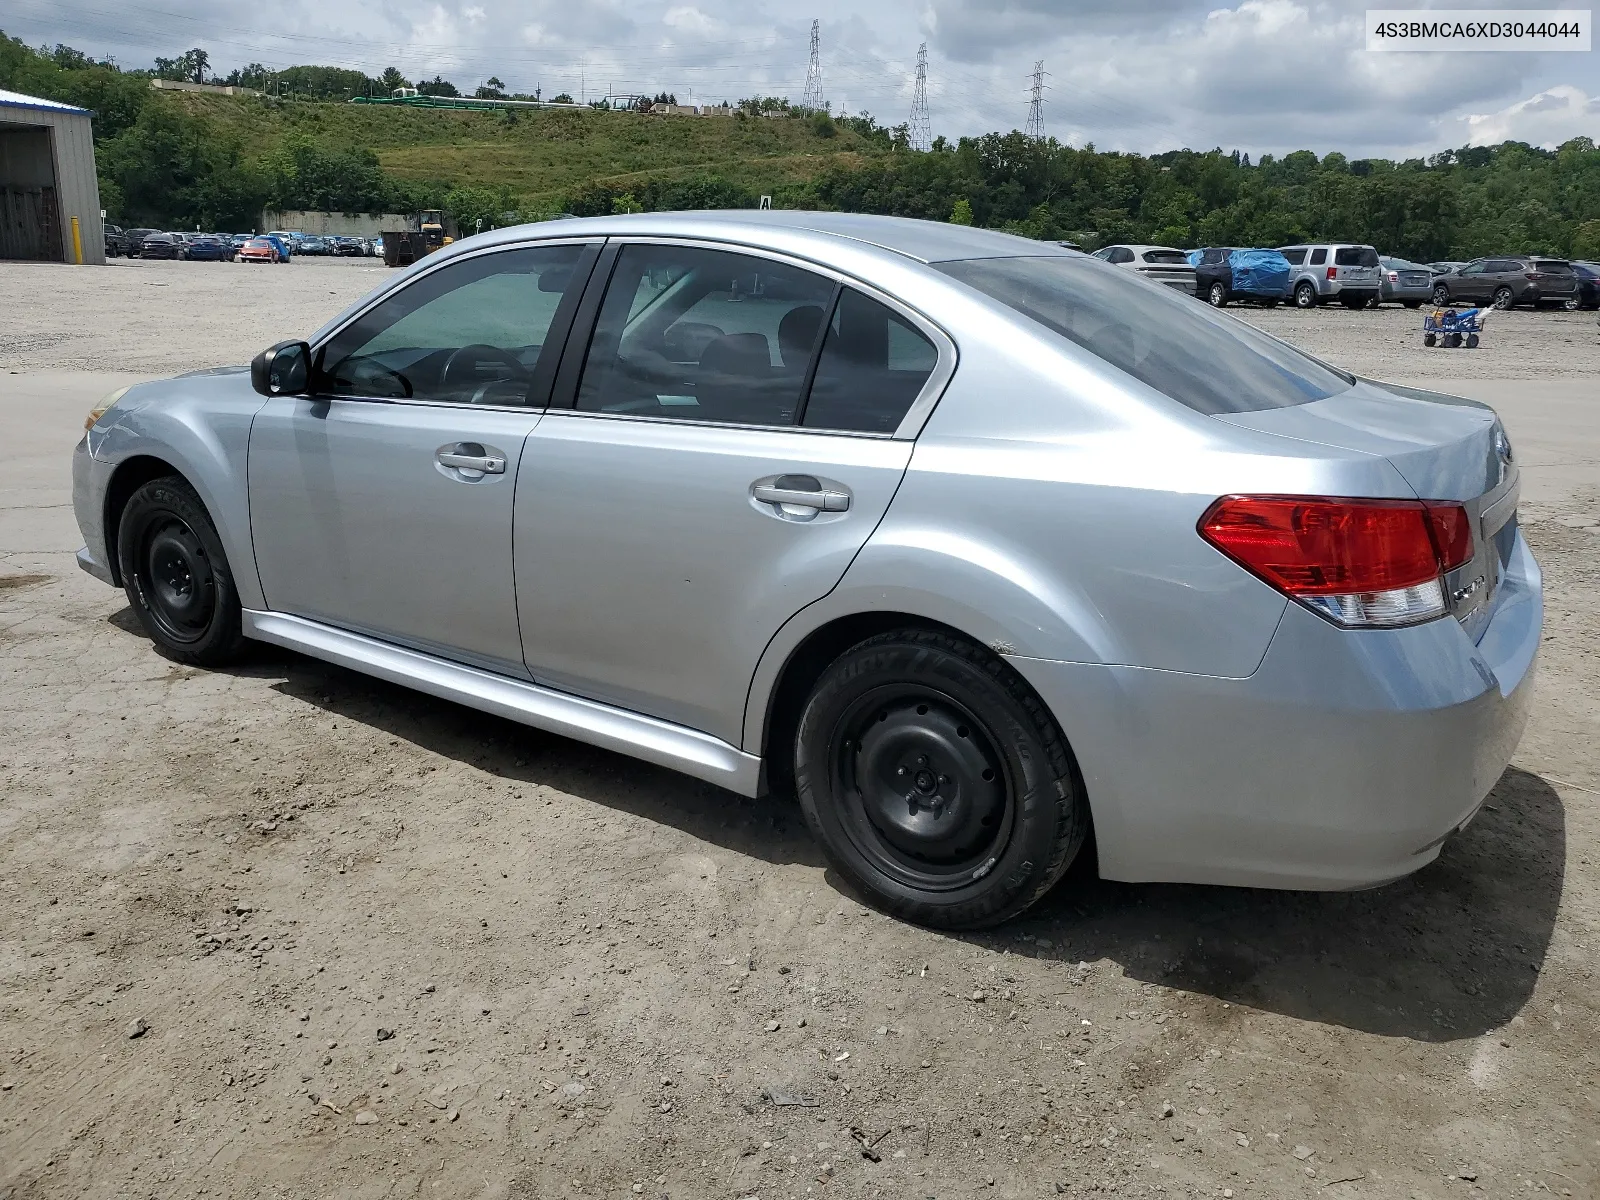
<box><xmin>1228</xmin><ymin>248</ymin><xmax>1291</xmax><ymax>296</ymax></box>
<box><xmin>1185</xmin><ymin>249</ymin><xmax>1203</xmax><ymax>267</ymax></box>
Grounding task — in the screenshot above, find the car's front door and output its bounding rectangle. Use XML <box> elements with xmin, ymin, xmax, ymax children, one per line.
<box><xmin>1453</xmin><ymin>260</ymin><xmax>1488</xmax><ymax>301</ymax></box>
<box><xmin>247</xmin><ymin>240</ymin><xmax>596</xmax><ymax>676</ymax></box>
<box><xmin>515</xmin><ymin>240</ymin><xmax>947</xmax><ymax>744</ymax></box>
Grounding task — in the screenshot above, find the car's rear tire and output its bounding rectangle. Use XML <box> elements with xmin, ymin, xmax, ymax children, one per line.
<box><xmin>1294</xmin><ymin>282</ymin><xmax>1317</xmax><ymax>308</ymax></box>
<box><xmin>1493</xmin><ymin>286</ymin><xmax>1515</xmax><ymax>310</ymax></box>
<box><xmin>793</xmin><ymin>629</ymin><xmax>1089</xmax><ymax>930</ymax></box>
<box><xmin>1207</xmin><ymin>282</ymin><xmax>1228</xmax><ymax>307</ymax></box>
<box><xmin>116</xmin><ymin>477</ymin><xmax>246</xmax><ymax>667</ymax></box>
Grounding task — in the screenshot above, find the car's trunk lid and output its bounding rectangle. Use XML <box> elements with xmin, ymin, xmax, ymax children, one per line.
<box><xmin>1214</xmin><ymin>379</ymin><xmax>1519</xmax><ymax>639</ymax></box>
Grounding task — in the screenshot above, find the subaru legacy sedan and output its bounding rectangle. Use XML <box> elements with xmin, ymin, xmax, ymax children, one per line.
<box><xmin>73</xmin><ymin>212</ymin><xmax>1540</xmax><ymax>929</ymax></box>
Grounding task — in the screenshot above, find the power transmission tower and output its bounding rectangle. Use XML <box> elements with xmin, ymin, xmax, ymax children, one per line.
<box><xmin>801</xmin><ymin>19</ymin><xmax>825</xmax><ymax>111</ymax></box>
<box><xmin>908</xmin><ymin>43</ymin><xmax>932</xmax><ymax>151</ymax></box>
<box><xmin>1026</xmin><ymin>60</ymin><xmax>1048</xmax><ymax>141</ymax></box>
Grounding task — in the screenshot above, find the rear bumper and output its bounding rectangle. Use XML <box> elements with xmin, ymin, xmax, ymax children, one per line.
<box><xmin>1010</xmin><ymin>528</ymin><xmax>1541</xmax><ymax>890</ymax></box>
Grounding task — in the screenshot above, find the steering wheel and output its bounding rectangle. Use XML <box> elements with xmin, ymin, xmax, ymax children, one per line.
<box><xmin>439</xmin><ymin>343</ymin><xmax>533</xmax><ymax>402</ymax></box>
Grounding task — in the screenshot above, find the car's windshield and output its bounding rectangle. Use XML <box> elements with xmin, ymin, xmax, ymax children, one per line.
<box><xmin>935</xmin><ymin>255</ymin><xmax>1353</xmax><ymax>415</ymax></box>
<box><xmin>1141</xmin><ymin>250</ymin><xmax>1189</xmax><ymax>264</ymax></box>
<box><xmin>1530</xmin><ymin>259</ymin><xmax>1572</xmax><ymax>273</ymax></box>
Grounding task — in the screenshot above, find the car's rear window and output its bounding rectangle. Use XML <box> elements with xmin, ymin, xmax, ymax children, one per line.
<box><xmin>935</xmin><ymin>255</ymin><xmax>1352</xmax><ymax>415</ymax></box>
<box><xmin>1335</xmin><ymin>247</ymin><xmax>1380</xmax><ymax>267</ymax></box>
<box><xmin>1531</xmin><ymin>259</ymin><xmax>1572</xmax><ymax>273</ymax></box>
<box><xmin>1142</xmin><ymin>250</ymin><xmax>1189</xmax><ymax>264</ymax></box>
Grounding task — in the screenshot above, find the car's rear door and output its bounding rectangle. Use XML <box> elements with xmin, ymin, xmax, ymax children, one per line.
<box><xmin>514</xmin><ymin>239</ymin><xmax>950</xmax><ymax>744</ymax></box>
<box><xmin>247</xmin><ymin>239</ymin><xmax>597</xmax><ymax>677</ymax></box>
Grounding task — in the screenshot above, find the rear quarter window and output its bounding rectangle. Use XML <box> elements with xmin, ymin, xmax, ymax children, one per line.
<box><xmin>935</xmin><ymin>255</ymin><xmax>1352</xmax><ymax>416</ymax></box>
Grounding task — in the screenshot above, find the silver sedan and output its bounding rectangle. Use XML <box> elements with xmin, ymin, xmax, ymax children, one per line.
<box><xmin>72</xmin><ymin>212</ymin><xmax>1540</xmax><ymax>928</ymax></box>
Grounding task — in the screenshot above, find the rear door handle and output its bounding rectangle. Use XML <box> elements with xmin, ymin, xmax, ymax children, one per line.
<box><xmin>752</xmin><ymin>483</ymin><xmax>850</xmax><ymax>512</ymax></box>
<box><xmin>437</xmin><ymin>447</ymin><xmax>506</xmax><ymax>474</ymax></box>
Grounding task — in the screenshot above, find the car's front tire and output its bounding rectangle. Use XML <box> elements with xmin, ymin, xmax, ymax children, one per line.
<box><xmin>116</xmin><ymin>477</ymin><xmax>246</xmax><ymax>666</ymax></box>
<box><xmin>793</xmin><ymin>629</ymin><xmax>1089</xmax><ymax>930</ymax></box>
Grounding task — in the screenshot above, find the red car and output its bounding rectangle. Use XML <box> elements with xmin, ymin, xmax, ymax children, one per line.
<box><xmin>236</xmin><ymin>237</ymin><xmax>282</xmax><ymax>264</ymax></box>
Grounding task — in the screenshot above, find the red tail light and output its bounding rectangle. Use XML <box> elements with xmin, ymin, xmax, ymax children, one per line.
<box><xmin>1199</xmin><ymin>496</ymin><xmax>1473</xmax><ymax>627</ymax></box>
<box><xmin>1326</xmin><ymin>266</ymin><xmax>1337</xmax><ymax>280</ymax></box>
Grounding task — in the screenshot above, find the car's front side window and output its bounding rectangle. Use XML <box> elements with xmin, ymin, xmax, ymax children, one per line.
<box><xmin>315</xmin><ymin>243</ymin><xmax>589</xmax><ymax>406</ymax></box>
<box><xmin>574</xmin><ymin>243</ymin><xmax>837</xmax><ymax>426</ymax></box>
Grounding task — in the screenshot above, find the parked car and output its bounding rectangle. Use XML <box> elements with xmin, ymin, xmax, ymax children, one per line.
<box><xmin>1053</xmin><ymin>240</ymin><xmax>1084</xmax><ymax>252</ymax></box>
<box><xmin>236</xmin><ymin>237</ymin><xmax>284</xmax><ymax>264</ymax></box>
<box><xmin>183</xmin><ymin>236</ymin><xmax>231</xmax><ymax>262</ymax></box>
<box><xmin>1429</xmin><ymin>261</ymin><xmax>1466</xmax><ymax>275</ymax></box>
<box><xmin>72</xmin><ymin>213</ymin><xmax>1539</xmax><ymax>929</ymax></box>
<box><xmin>1277</xmin><ymin>243</ymin><xmax>1382</xmax><ymax>308</ymax></box>
<box><xmin>328</xmin><ymin>236</ymin><xmax>366</xmax><ymax>257</ymax></box>
<box><xmin>371</xmin><ymin>235</ymin><xmax>385</xmax><ymax>258</ymax></box>
<box><xmin>139</xmin><ymin>233</ymin><xmax>183</xmax><ymax>260</ymax></box>
<box><xmin>1379</xmin><ymin>257</ymin><xmax>1435</xmax><ymax>308</ymax></box>
<box><xmin>121</xmin><ymin>228</ymin><xmax>162</xmax><ymax>257</ymax></box>
<box><xmin>265</xmin><ymin>232</ymin><xmax>297</xmax><ymax>259</ymax></box>
<box><xmin>1430</xmin><ymin>256</ymin><xmax>1578</xmax><ymax>309</ymax></box>
<box><xmin>1565</xmin><ymin>261</ymin><xmax>1599</xmax><ymax>310</ymax></box>
<box><xmin>299</xmin><ymin>236</ymin><xmax>330</xmax><ymax>256</ymax></box>
<box><xmin>230</xmin><ymin>234</ymin><xmax>253</xmax><ymax>250</ymax></box>
<box><xmin>1192</xmin><ymin>247</ymin><xmax>1289</xmax><ymax>307</ymax></box>
<box><xmin>104</xmin><ymin>224</ymin><xmax>124</xmax><ymax>258</ymax></box>
<box><xmin>1088</xmin><ymin>244</ymin><xmax>1196</xmax><ymax>293</ymax></box>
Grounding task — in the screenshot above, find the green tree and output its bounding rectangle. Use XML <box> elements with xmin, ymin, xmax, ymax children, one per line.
<box><xmin>950</xmin><ymin>197</ymin><xmax>973</xmax><ymax>225</ymax></box>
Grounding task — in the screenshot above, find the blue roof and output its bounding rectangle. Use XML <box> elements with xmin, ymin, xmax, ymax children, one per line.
<box><xmin>0</xmin><ymin>88</ymin><xmax>90</xmax><ymax>115</ymax></box>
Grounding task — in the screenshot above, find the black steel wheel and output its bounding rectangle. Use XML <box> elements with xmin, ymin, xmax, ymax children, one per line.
<box><xmin>794</xmin><ymin>629</ymin><xmax>1089</xmax><ymax>929</ymax></box>
<box><xmin>117</xmin><ymin>476</ymin><xmax>245</xmax><ymax>666</ymax></box>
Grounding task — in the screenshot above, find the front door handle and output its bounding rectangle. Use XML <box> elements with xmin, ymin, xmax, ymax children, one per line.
<box><xmin>752</xmin><ymin>482</ymin><xmax>850</xmax><ymax>512</ymax></box>
<box><xmin>437</xmin><ymin>444</ymin><xmax>506</xmax><ymax>474</ymax></box>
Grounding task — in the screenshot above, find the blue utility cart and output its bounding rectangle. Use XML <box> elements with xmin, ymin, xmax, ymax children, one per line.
<box><xmin>1423</xmin><ymin>307</ymin><xmax>1485</xmax><ymax>348</ymax></box>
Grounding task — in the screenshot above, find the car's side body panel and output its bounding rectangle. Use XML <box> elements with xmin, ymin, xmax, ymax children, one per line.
<box><xmin>248</xmin><ymin>398</ymin><xmax>543</xmax><ymax>678</ymax></box>
<box><xmin>79</xmin><ymin>368</ymin><xmax>268</xmax><ymax>608</ymax></box>
<box><xmin>517</xmin><ymin>414</ymin><xmax>914</xmax><ymax>745</ymax></box>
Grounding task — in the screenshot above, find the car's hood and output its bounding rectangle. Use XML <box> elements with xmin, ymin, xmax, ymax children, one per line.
<box><xmin>177</xmin><ymin>364</ymin><xmax>250</xmax><ymax>378</ymax></box>
<box><xmin>1212</xmin><ymin>378</ymin><xmax>1502</xmax><ymax>500</ymax></box>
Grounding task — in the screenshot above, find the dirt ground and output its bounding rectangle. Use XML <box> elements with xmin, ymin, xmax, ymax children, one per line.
<box><xmin>1</xmin><ymin>256</ymin><xmax>1596</xmax><ymax>1200</ymax></box>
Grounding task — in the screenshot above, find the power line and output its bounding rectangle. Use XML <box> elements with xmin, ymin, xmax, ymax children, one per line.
<box><xmin>1026</xmin><ymin>60</ymin><xmax>1047</xmax><ymax>141</ymax></box>
<box><xmin>908</xmin><ymin>42</ymin><xmax>931</xmax><ymax>152</ymax></box>
<box><xmin>800</xmin><ymin>18</ymin><xmax>824</xmax><ymax>112</ymax></box>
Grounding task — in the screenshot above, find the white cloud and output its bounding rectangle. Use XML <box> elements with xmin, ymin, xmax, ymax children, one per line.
<box><xmin>7</xmin><ymin>0</ymin><xmax>1598</xmax><ymax>155</ymax></box>
<box><xmin>1463</xmin><ymin>85</ymin><xmax>1600</xmax><ymax>148</ymax></box>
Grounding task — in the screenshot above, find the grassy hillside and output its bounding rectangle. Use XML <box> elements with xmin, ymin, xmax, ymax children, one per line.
<box><xmin>169</xmin><ymin>94</ymin><xmax>882</xmax><ymax>205</ymax></box>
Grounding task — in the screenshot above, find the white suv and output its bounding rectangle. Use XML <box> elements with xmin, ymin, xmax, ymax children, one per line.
<box><xmin>1090</xmin><ymin>244</ymin><xmax>1197</xmax><ymax>294</ymax></box>
<box><xmin>1277</xmin><ymin>243</ymin><xmax>1382</xmax><ymax>309</ymax></box>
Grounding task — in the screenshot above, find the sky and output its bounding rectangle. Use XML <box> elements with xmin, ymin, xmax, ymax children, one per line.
<box><xmin>6</xmin><ymin>0</ymin><xmax>1597</xmax><ymax>159</ymax></box>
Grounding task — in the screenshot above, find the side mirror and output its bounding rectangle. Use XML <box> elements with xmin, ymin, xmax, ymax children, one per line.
<box><xmin>251</xmin><ymin>340</ymin><xmax>311</xmax><ymax>397</ymax></box>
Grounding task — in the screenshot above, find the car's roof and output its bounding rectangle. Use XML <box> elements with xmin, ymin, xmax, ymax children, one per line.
<box><xmin>466</xmin><ymin>210</ymin><xmax>1076</xmax><ymax>265</ymax></box>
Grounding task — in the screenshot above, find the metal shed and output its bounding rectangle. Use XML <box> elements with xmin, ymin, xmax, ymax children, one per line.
<box><xmin>0</xmin><ymin>89</ymin><xmax>105</xmax><ymax>264</ymax></box>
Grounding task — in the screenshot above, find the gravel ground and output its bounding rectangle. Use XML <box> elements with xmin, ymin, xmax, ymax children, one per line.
<box><xmin>1</xmin><ymin>257</ymin><xmax>1597</xmax><ymax>1200</ymax></box>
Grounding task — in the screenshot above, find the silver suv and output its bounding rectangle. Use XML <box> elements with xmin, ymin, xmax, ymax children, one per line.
<box><xmin>1277</xmin><ymin>243</ymin><xmax>1382</xmax><ymax>309</ymax></box>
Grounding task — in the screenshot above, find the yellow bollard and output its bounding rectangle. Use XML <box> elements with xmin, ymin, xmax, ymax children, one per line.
<box><xmin>71</xmin><ymin>216</ymin><xmax>83</xmax><ymax>264</ymax></box>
